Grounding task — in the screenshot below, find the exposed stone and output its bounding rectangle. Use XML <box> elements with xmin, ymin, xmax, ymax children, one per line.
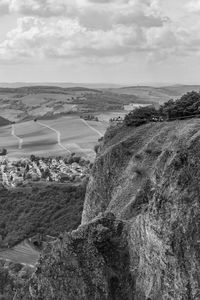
<box><xmin>18</xmin><ymin>120</ymin><xmax>200</xmax><ymax>299</ymax></box>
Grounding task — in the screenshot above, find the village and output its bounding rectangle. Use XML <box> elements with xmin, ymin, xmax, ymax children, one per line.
<box><xmin>0</xmin><ymin>154</ymin><xmax>91</xmax><ymax>188</ymax></box>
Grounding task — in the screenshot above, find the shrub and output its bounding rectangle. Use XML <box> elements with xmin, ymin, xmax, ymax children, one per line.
<box><xmin>145</xmin><ymin>148</ymin><xmax>162</xmax><ymax>156</ymax></box>
<box><xmin>124</xmin><ymin>91</ymin><xmax>200</xmax><ymax>127</ymax></box>
<box><xmin>104</xmin><ymin>124</ymin><xmax>121</xmax><ymax>142</ymax></box>
<box><xmin>72</xmin><ymin>156</ymin><xmax>81</xmax><ymax>163</ymax></box>
<box><xmin>94</xmin><ymin>144</ymin><xmax>100</xmax><ymax>154</ymax></box>
<box><xmin>160</xmin><ymin>91</ymin><xmax>200</xmax><ymax>120</ymax></box>
<box><xmin>124</xmin><ymin>106</ymin><xmax>158</xmax><ymax>126</ymax></box>
<box><xmin>135</xmin><ymin>153</ymin><xmax>143</xmax><ymax>160</ymax></box>
<box><xmin>133</xmin><ymin>166</ymin><xmax>146</xmax><ymax>177</ymax></box>
<box><xmin>145</xmin><ymin>148</ymin><xmax>153</xmax><ymax>155</ymax></box>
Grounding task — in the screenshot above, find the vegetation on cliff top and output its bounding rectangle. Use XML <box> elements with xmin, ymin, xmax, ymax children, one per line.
<box><xmin>124</xmin><ymin>91</ymin><xmax>200</xmax><ymax>126</ymax></box>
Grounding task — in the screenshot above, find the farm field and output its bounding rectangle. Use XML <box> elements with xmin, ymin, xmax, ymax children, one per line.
<box><xmin>0</xmin><ymin>240</ymin><xmax>40</xmax><ymax>267</ymax></box>
<box><xmin>0</xmin><ymin>85</ymin><xmax>156</xmax><ymax>122</ymax></box>
<box><xmin>0</xmin><ymin>121</ymin><xmax>62</xmax><ymax>158</ymax></box>
<box><xmin>40</xmin><ymin>116</ymin><xmax>106</xmax><ymax>160</ymax></box>
<box><xmin>0</xmin><ymin>116</ymin><xmax>108</xmax><ymax>160</ymax></box>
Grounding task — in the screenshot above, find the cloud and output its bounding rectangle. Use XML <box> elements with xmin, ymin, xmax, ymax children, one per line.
<box><xmin>2</xmin><ymin>0</ymin><xmax>193</xmax><ymax>65</ymax></box>
<box><xmin>0</xmin><ymin>0</ymin><xmax>165</xmax><ymax>26</ymax></box>
<box><xmin>0</xmin><ymin>16</ymin><xmax>147</xmax><ymax>63</ymax></box>
<box><xmin>0</xmin><ymin>0</ymin><xmax>9</xmax><ymax>15</ymax></box>
<box><xmin>185</xmin><ymin>0</ymin><xmax>200</xmax><ymax>12</ymax></box>
<box><xmin>0</xmin><ymin>0</ymin><xmax>77</xmax><ymax>17</ymax></box>
<box><xmin>79</xmin><ymin>0</ymin><xmax>166</xmax><ymax>30</ymax></box>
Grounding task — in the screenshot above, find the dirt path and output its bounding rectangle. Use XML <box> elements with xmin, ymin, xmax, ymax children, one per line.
<box><xmin>80</xmin><ymin>119</ymin><xmax>103</xmax><ymax>137</ymax></box>
<box><xmin>11</xmin><ymin>124</ymin><xmax>23</xmax><ymax>149</ymax></box>
<box><xmin>37</xmin><ymin>121</ymin><xmax>71</xmax><ymax>154</ymax></box>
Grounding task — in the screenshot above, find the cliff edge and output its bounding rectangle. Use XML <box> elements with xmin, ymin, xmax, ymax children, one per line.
<box><xmin>18</xmin><ymin>119</ymin><xmax>200</xmax><ymax>299</ymax></box>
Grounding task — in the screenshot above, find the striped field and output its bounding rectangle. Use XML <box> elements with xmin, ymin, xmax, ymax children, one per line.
<box><xmin>0</xmin><ymin>116</ymin><xmax>108</xmax><ymax>161</ymax></box>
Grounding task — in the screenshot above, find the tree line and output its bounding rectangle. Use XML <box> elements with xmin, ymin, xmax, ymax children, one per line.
<box><xmin>124</xmin><ymin>91</ymin><xmax>200</xmax><ymax>126</ymax></box>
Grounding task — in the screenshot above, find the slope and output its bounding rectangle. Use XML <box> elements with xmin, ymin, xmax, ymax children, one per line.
<box><xmin>17</xmin><ymin>118</ymin><xmax>200</xmax><ymax>300</ymax></box>
<box><xmin>109</xmin><ymin>84</ymin><xmax>200</xmax><ymax>104</ymax></box>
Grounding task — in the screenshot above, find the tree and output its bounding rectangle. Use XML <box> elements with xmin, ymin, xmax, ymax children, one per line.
<box><xmin>0</xmin><ymin>149</ymin><xmax>7</xmax><ymax>156</ymax></box>
<box><xmin>94</xmin><ymin>144</ymin><xmax>100</xmax><ymax>153</ymax></box>
<box><xmin>124</xmin><ymin>106</ymin><xmax>158</xmax><ymax>126</ymax></box>
<box><xmin>160</xmin><ymin>91</ymin><xmax>200</xmax><ymax>120</ymax></box>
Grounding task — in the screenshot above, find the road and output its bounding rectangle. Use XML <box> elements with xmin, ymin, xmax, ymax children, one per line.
<box><xmin>37</xmin><ymin>121</ymin><xmax>71</xmax><ymax>154</ymax></box>
<box><xmin>11</xmin><ymin>124</ymin><xmax>23</xmax><ymax>149</ymax></box>
<box><xmin>80</xmin><ymin>119</ymin><xmax>103</xmax><ymax>137</ymax></box>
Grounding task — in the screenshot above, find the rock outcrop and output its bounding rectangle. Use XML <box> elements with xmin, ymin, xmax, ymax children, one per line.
<box><xmin>22</xmin><ymin>213</ymin><xmax>133</xmax><ymax>300</ymax></box>
<box><xmin>18</xmin><ymin>119</ymin><xmax>200</xmax><ymax>299</ymax></box>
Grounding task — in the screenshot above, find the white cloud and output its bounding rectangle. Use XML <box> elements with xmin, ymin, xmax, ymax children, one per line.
<box><xmin>185</xmin><ymin>0</ymin><xmax>200</xmax><ymax>12</ymax></box>
<box><xmin>2</xmin><ymin>0</ymin><xmax>199</xmax><ymax>65</ymax></box>
<box><xmin>0</xmin><ymin>16</ymin><xmax>147</xmax><ymax>63</ymax></box>
<box><xmin>0</xmin><ymin>0</ymin><xmax>77</xmax><ymax>17</ymax></box>
<box><xmin>0</xmin><ymin>0</ymin><xmax>169</xmax><ymax>64</ymax></box>
<box><xmin>0</xmin><ymin>0</ymin><xmax>9</xmax><ymax>15</ymax></box>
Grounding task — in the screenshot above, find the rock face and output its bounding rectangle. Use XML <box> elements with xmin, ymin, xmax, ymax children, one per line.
<box><xmin>18</xmin><ymin>120</ymin><xmax>200</xmax><ymax>299</ymax></box>
<box><xmin>20</xmin><ymin>213</ymin><xmax>133</xmax><ymax>300</ymax></box>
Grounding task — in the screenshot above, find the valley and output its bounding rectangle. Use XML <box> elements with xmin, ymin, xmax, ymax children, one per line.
<box><xmin>1</xmin><ymin>84</ymin><xmax>199</xmax><ymax>160</ymax></box>
<box><xmin>1</xmin><ymin>86</ymin><xmax>200</xmax><ymax>299</ymax></box>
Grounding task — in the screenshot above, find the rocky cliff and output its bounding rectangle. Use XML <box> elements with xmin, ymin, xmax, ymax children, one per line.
<box><xmin>17</xmin><ymin>120</ymin><xmax>200</xmax><ymax>299</ymax></box>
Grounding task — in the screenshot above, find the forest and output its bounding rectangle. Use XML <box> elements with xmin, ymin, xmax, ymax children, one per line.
<box><xmin>0</xmin><ymin>180</ymin><xmax>87</xmax><ymax>248</ymax></box>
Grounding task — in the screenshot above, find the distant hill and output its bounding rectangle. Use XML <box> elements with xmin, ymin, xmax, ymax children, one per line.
<box><xmin>0</xmin><ymin>85</ymin><xmax>154</xmax><ymax>122</ymax></box>
<box><xmin>1</xmin><ymin>84</ymin><xmax>200</xmax><ymax>122</ymax></box>
<box><xmin>0</xmin><ymin>86</ymin><xmax>101</xmax><ymax>94</ymax></box>
<box><xmin>108</xmin><ymin>85</ymin><xmax>200</xmax><ymax>104</ymax></box>
<box><xmin>0</xmin><ymin>116</ymin><xmax>11</xmax><ymax>127</ymax></box>
<box><xmin>0</xmin><ymin>82</ymin><xmax>123</xmax><ymax>89</ymax></box>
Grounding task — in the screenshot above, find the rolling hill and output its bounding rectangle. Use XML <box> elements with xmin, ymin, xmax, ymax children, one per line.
<box><xmin>108</xmin><ymin>84</ymin><xmax>200</xmax><ymax>104</ymax></box>
<box><xmin>0</xmin><ymin>82</ymin><xmax>124</xmax><ymax>89</ymax></box>
<box><xmin>0</xmin><ymin>86</ymin><xmax>153</xmax><ymax>122</ymax></box>
<box><xmin>1</xmin><ymin>84</ymin><xmax>200</xmax><ymax>122</ymax></box>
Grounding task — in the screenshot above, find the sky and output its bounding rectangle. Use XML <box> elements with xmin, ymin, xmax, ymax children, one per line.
<box><xmin>0</xmin><ymin>0</ymin><xmax>200</xmax><ymax>84</ymax></box>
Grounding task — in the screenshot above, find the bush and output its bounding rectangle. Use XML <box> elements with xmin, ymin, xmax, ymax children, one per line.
<box><xmin>145</xmin><ymin>148</ymin><xmax>162</xmax><ymax>156</ymax></box>
<box><xmin>94</xmin><ymin>144</ymin><xmax>100</xmax><ymax>154</ymax></box>
<box><xmin>0</xmin><ymin>149</ymin><xmax>7</xmax><ymax>156</ymax></box>
<box><xmin>160</xmin><ymin>91</ymin><xmax>200</xmax><ymax>120</ymax></box>
<box><xmin>73</xmin><ymin>156</ymin><xmax>81</xmax><ymax>164</ymax></box>
<box><xmin>124</xmin><ymin>91</ymin><xmax>200</xmax><ymax>127</ymax></box>
<box><xmin>133</xmin><ymin>166</ymin><xmax>146</xmax><ymax>177</ymax></box>
<box><xmin>135</xmin><ymin>153</ymin><xmax>143</xmax><ymax>160</ymax></box>
<box><xmin>124</xmin><ymin>106</ymin><xmax>158</xmax><ymax>126</ymax></box>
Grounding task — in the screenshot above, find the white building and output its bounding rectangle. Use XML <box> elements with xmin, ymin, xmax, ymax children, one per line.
<box><xmin>124</xmin><ymin>103</ymin><xmax>148</xmax><ymax>111</ymax></box>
